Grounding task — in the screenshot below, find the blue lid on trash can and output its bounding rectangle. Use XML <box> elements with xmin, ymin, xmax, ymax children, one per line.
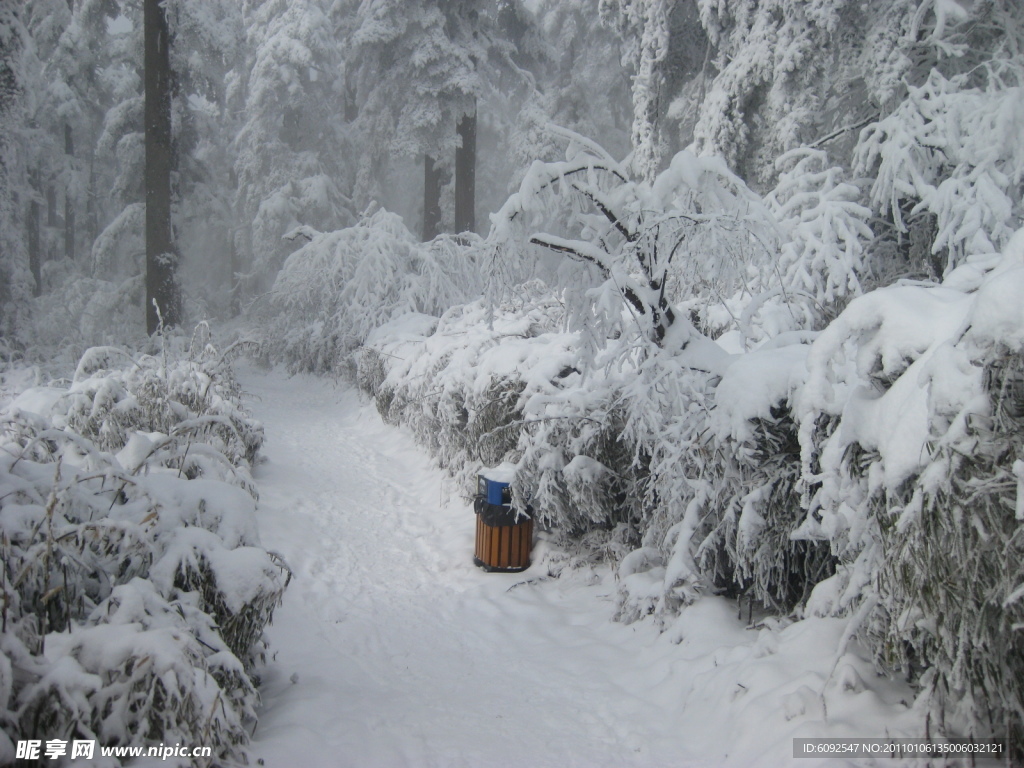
<box><xmin>479</xmin><ymin>463</ymin><xmax>515</xmax><ymax>506</ymax></box>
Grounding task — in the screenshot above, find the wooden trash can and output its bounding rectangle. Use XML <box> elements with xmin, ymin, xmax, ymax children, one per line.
<box><xmin>473</xmin><ymin>469</ymin><xmax>532</xmax><ymax>573</ymax></box>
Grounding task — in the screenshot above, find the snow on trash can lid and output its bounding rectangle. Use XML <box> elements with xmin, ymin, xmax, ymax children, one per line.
<box><xmin>480</xmin><ymin>462</ymin><xmax>516</xmax><ymax>484</ymax></box>
<box><xmin>478</xmin><ymin>462</ymin><xmax>516</xmax><ymax>506</ymax></box>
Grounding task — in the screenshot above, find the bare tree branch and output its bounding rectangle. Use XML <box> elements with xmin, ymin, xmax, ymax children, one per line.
<box><xmin>810</xmin><ymin>114</ymin><xmax>879</xmax><ymax>149</ymax></box>
<box><xmin>507</xmin><ymin>162</ymin><xmax>629</xmax><ymax>223</ymax></box>
<box><xmin>528</xmin><ymin>235</ymin><xmax>648</xmax><ymax>318</ymax></box>
<box><xmin>570</xmin><ymin>182</ymin><xmax>636</xmax><ymax>242</ymax></box>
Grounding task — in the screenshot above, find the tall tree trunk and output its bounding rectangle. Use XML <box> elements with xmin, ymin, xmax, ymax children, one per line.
<box><xmin>87</xmin><ymin>157</ymin><xmax>97</xmax><ymax>247</ymax></box>
<box><xmin>344</xmin><ymin>68</ymin><xmax>358</xmax><ymax>123</ymax></box>
<box><xmin>46</xmin><ymin>185</ymin><xmax>56</xmax><ymax>227</ymax></box>
<box><xmin>64</xmin><ymin>124</ymin><xmax>74</xmax><ymax>261</ymax></box>
<box><xmin>27</xmin><ymin>170</ymin><xmax>40</xmax><ymax>297</ymax></box>
<box><xmin>454</xmin><ymin>105</ymin><xmax>476</xmax><ymax>235</ymax></box>
<box><xmin>422</xmin><ymin>154</ymin><xmax>442</xmax><ymax>241</ymax></box>
<box><xmin>144</xmin><ymin>0</ymin><xmax>180</xmax><ymax>334</ymax></box>
<box><xmin>229</xmin><ymin>224</ymin><xmax>242</xmax><ymax>316</ymax></box>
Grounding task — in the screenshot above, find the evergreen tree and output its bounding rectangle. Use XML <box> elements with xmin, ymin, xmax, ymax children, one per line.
<box><xmin>166</xmin><ymin>0</ymin><xmax>245</xmax><ymax>314</ymax></box>
<box><xmin>524</xmin><ymin>0</ymin><xmax>632</xmax><ymax>164</ymax></box>
<box><xmin>600</xmin><ymin>0</ymin><xmax>711</xmax><ymax>181</ymax></box>
<box><xmin>231</xmin><ymin>0</ymin><xmax>354</xmax><ymax>299</ymax></box>
<box><xmin>0</xmin><ymin>1</ymin><xmax>30</xmax><ymax>343</ymax></box>
<box><xmin>350</xmin><ymin>0</ymin><xmax>529</xmax><ymax>237</ymax></box>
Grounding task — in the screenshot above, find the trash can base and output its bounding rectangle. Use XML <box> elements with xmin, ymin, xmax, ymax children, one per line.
<box><xmin>473</xmin><ymin>556</ymin><xmax>530</xmax><ymax>573</ymax></box>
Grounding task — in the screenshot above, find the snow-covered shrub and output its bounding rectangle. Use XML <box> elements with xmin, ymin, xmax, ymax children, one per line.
<box><xmin>491</xmin><ymin>135</ymin><xmax>779</xmax><ymax>349</ymax></box>
<box><xmin>358</xmin><ymin>290</ymin><xmax>667</xmax><ymax>577</ymax></box>
<box><xmin>28</xmin><ymin>274</ymin><xmax>146</xmax><ymax>359</ymax></box>
<box><xmin>796</xmin><ymin>231</ymin><xmax>1024</xmax><ymax>750</ymax></box>
<box><xmin>16</xmin><ymin>579</ymin><xmax>257</xmax><ymax>760</ymax></box>
<box><xmin>361</xmin><ymin>292</ymin><xmax>685</xmax><ymax>559</ymax></box>
<box><xmin>358</xmin><ymin>288</ymin><xmax>579</xmax><ymax>499</ymax></box>
<box><xmin>352</xmin><ymin>134</ymin><xmax>860</xmax><ymax>619</ymax></box>
<box><xmin>612</xmin><ymin>336</ymin><xmax>836</xmax><ymax>623</ymax></box>
<box><xmin>696</xmin><ymin>346</ymin><xmax>834</xmax><ymax>609</ymax></box>
<box><xmin>768</xmin><ymin>148</ymin><xmax>873</xmax><ymax>324</ymax></box>
<box><xmin>264</xmin><ymin>208</ymin><xmax>484</xmax><ymax>376</ymax></box>
<box><xmin>485</xmin><ymin>133</ymin><xmax>837</xmax><ymax>613</ymax></box>
<box><xmin>60</xmin><ymin>340</ymin><xmax>264</xmax><ymax>486</ymax></box>
<box><xmin>515</xmin><ymin>378</ymin><xmax>641</xmax><ymax>538</ymax></box>
<box><xmin>0</xmin><ymin>342</ymin><xmax>286</xmax><ymax>765</ymax></box>
<box><xmin>360</xmin><ymin>281</ymin><xmax>830</xmax><ymax>621</ymax></box>
<box><xmin>855</xmin><ymin>62</ymin><xmax>1024</xmax><ymax>273</ymax></box>
<box><xmin>358</xmin><ymin>290</ymin><xmax>663</xmax><ymax>557</ymax></box>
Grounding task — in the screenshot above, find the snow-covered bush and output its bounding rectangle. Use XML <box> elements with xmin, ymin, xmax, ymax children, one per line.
<box><xmin>0</xmin><ymin>341</ymin><xmax>286</xmax><ymax>765</ymax></box>
<box><xmin>28</xmin><ymin>274</ymin><xmax>146</xmax><ymax>359</ymax></box>
<box><xmin>796</xmin><ymin>231</ymin><xmax>1024</xmax><ymax>749</ymax></box>
<box><xmin>359</xmin><ymin>285</ymin><xmax>671</xmax><ymax>554</ymax></box>
<box><xmin>611</xmin><ymin>336</ymin><xmax>838</xmax><ymax>623</ymax></box>
<box><xmin>768</xmin><ymin>148</ymin><xmax>873</xmax><ymax>324</ymax></box>
<box><xmin>358</xmin><ymin>289</ymin><xmax>662</xmax><ymax>576</ymax></box>
<box><xmin>491</xmin><ymin>135</ymin><xmax>779</xmax><ymax>349</ymax></box>
<box><xmin>617</xmin><ymin>147</ymin><xmax>872</xmax><ymax>614</ymax></box>
<box><xmin>353</xmin><ymin>135</ymin><xmax>862</xmax><ymax>616</ymax></box>
<box><xmin>855</xmin><ymin>61</ymin><xmax>1024</xmax><ymax>273</ymax></box>
<box><xmin>264</xmin><ymin>208</ymin><xmax>484</xmax><ymax>376</ymax></box>
<box><xmin>358</xmin><ymin>286</ymin><xmax>577</xmax><ymax>499</ymax></box>
<box><xmin>485</xmin><ymin>134</ymin><xmax>837</xmax><ymax>612</ymax></box>
<box><xmin>514</xmin><ymin>370</ymin><xmax>641</xmax><ymax>538</ymax></box>
<box><xmin>359</xmin><ymin>280</ymin><xmax>831</xmax><ymax>621</ymax></box>
<box><xmin>61</xmin><ymin>340</ymin><xmax>264</xmax><ymax>489</ymax></box>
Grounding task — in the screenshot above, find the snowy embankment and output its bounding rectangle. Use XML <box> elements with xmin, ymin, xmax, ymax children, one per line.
<box><xmin>242</xmin><ymin>366</ymin><xmax>921</xmax><ymax>768</ymax></box>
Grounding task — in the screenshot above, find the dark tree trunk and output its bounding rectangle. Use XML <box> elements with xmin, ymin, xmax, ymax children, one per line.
<box><xmin>454</xmin><ymin>105</ymin><xmax>476</xmax><ymax>235</ymax></box>
<box><xmin>144</xmin><ymin>0</ymin><xmax>180</xmax><ymax>334</ymax></box>
<box><xmin>422</xmin><ymin>154</ymin><xmax>442</xmax><ymax>241</ymax></box>
<box><xmin>229</xmin><ymin>225</ymin><xmax>242</xmax><ymax>316</ymax></box>
<box><xmin>87</xmin><ymin>157</ymin><xmax>97</xmax><ymax>246</ymax></box>
<box><xmin>344</xmin><ymin>68</ymin><xmax>358</xmax><ymax>123</ymax></box>
<box><xmin>27</xmin><ymin>172</ymin><xmax>40</xmax><ymax>297</ymax></box>
<box><xmin>46</xmin><ymin>185</ymin><xmax>56</xmax><ymax>227</ymax></box>
<box><xmin>64</xmin><ymin>124</ymin><xmax>74</xmax><ymax>261</ymax></box>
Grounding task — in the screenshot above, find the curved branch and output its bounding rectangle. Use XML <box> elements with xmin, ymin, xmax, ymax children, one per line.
<box><xmin>528</xmin><ymin>235</ymin><xmax>647</xmax><ymax>318</ymax></box>
<box><xmin>507</xmin><ymin>162</ymin><xmax>629</xmax><ymax>223</ymax></box>
<box><xmin>570</xmin><ymin>182</ymin><xmax>636</xmax><ymax>242</ymax></box>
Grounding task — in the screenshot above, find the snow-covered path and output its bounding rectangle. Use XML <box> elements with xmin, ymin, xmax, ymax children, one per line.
<box><xmin>239</xmin><ymin>367</ymin><xmax>918</xmax><ymax>768</ymax></box>
<box><xmin>241</xmin><ymin>368</ymin><xmax>692</xmax><ymax>768</ymax></box>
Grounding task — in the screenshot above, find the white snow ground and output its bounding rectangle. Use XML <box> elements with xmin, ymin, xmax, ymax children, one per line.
<box><xmin>240</xmin><ymin>366</ymin><xmax>929</xmax><ymax>768</ymax></box>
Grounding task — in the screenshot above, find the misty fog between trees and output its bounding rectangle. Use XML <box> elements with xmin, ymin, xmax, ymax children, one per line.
<box><xmin>1</xmin><ymin>0</ymin><xmax>1023</xmax><ymax>765</ymax></box>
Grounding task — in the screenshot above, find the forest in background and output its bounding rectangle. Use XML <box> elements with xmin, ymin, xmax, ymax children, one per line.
<box><xmin>2</xmin><ymin>0</ymin><xmax>1019</xmax><ymax>349</ymax></box>
<box><xmin>1</xmin><ymin>0</ymin><xmax>1024</xmax><ymax>763</ymax></box>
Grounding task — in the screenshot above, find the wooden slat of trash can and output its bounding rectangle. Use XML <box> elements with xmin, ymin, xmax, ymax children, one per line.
<box><xmin>490</xmin><ymin>523</ymin><xmax>502</xmax><ymax>568</ymax></box>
